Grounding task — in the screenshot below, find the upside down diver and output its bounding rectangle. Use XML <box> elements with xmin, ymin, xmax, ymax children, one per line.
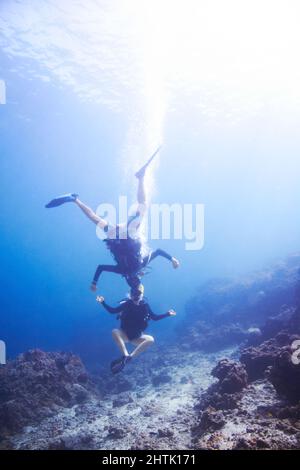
<box><xmin>45</xmin><ymin>148</ymin><xmax>180</xmax><ymax>294</ymax></box>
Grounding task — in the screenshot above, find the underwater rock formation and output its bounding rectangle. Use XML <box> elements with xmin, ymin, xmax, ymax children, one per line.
<box><xmin>0</xmin><ymin>349</ymin><xmax>97</xmax><ymax>440</ymax></box>
<box><xmin>212</xmin><ymin>359</ymin><xmax>248</xmax><ymax>394</ymax></box>
<box><xmin>1</xmin><ymin>346</ymin><xmax>232</xmax><ymax>450</ymax></box>
<box><xmin>194</xmin><ymin>359</ymin><xmax>248</xmax><ymax>415</ymax></box>
<box><xmin>193</xmin><ymin>370</ymin><xmax>300</xmax><ymax>450</ymax></box>
<box><xmin>1</xmin><ymin>255</ymin><xmax>300</xmax><ymax>450</ymax></box>
<box><xmin>180</xmin><ymin>254</ymin><xmax>300</xmax><ymax>352</ymax></box>
<box><xmin>240</xmin><ymin>332</ymin><xmax>300</xmax><ymax>382</ymax></box>
<box><xmin>193</xmin><ymin>307</ymin><xmax>300</xmax><ymax>448</ymax></box>
<box><xmin>268</xmin><ymin>342</ymin><xmax>300</xmax><ymax>403</ymax></box>
<box><xmin>181</xmin><ymin>322</ymin><xmax>250</xmax><ymax>353</ymax></box>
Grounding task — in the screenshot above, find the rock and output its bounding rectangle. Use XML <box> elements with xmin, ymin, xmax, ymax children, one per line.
<box><xmin>212</xmin><ymin>359</ymin><xmax>248</xmax><ymax>393</ymax></box>
<box><xmin>106</xmin><ymin>376</ymin><xmax>135</xmax><ymax>395</ymax></box>
<box><xmin>181</xmin><ymin>323</ymin><xmax>249</xmax><ymax>353</ymax></box>
<box><xmin>288</xmin><ymin>307</ymin><xmax>300</xmax><ymax>333</ymax></box>
<box><xmin>178</xmin><ymin>254</ymin><xmax>300</xmax><ymax>353</ymax></box>
<box><xmin>68</xmin><ymin>384</ymin><xmax>89</xmax><ymax>403</ymax></box>
<box><xmin>241</xmin><ymin>332</ymin><xmax>300</xmax><ymax>384</ymax></box>
<box><xmin>276</xmin><ymin>403</ymin><xmax>300</xmax><ymax>420</ymax></box>
<box><xmin>0</xmin><ymin>349</ymin><xmax>96</xmax><ymax>438</ymax></box>
<box><xmin>112</xmin><ymin>393</ymin><xmax>134</xmax><ymax>408</ymax></box>
<box><xmin>240</xmin><ymin>343</ymin><xmax>277</xmax><ymax>381</ymax></box>
<box><xmin>204</xmin><ymin>390</ymin><xmax>240</xmax><ymax>410</ymax></box>
<box><xmin>197</xmin><ymin>406</ymin><xmax>225</xmax><ymax>433</ymax></box>
<box><xmin>152</xmin><ymin>373</ymin><xmax>172</xmax><ymax>387</ymax></box>
<box><xmin>107</xmin><ymin>426</ymin><xmax>127</xmax><ymax>439</ymax></box>
<box><xmin>234</xmin><ymin>436</ymin><xmax>271</xmax><ymax>450</ymax></box>
<box><xmin>267</xmin><ymin>341</ymin><xmax>300</xmax><ymax>403</ymax></box>
<box><xmin>157</xmin><ymin>428</ymin><xmax>174</xmax><ymax>438</ymax></box>
<box><xmin>3</xmin><ymin>254</ymin><xmax>300</xmax><ymax>451</ymax></box>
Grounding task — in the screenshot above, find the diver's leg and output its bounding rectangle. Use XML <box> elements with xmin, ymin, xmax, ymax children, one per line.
<box><xmin>127</xmin><ymin>149</ymin><xmax>161</xmax><ymax>234</ymax></box>
<box><xmin>128</xmin><ymin>170</ymin><xmax>147</xmax><ymax>236</ymax></box>
<box><xmin>91</xmin><ymin>264</ymin><xmax>123</xmax><ymax>291</ymax></box>
<box><xmin>135</xmin><ymin>147</ymin><xmax>162</xmax><ymax>216</ymax></box>
<box><xmin>137</xmin><ymin>173</ymin><xmax>147</xmax><ymax>205</ymax></box>
<box><xmin>112</xmin><ymin>329</ymin><xmax>130</xmax><ymax>357</ymax></box>
<box><xmin>143</xmin><ymin>249</ymin><xmax>180</xmax><ymax>269</ymax></box>
<box><xmin>45</xmin><ymin>193</ymin><xmax>78</xmax><ymax>208</ymax></box>
<box><xmin>75</xmin><ymin>198</ymin><xmax>108</xmax><ymax>229</ymax></box>
<box><xmin>135</xmin><ymin>146</ymin><xmax>161</xmax><ymax>180</ymax></box>
<box><xmin>130</xmin><ymin>334</ymin><xmax>154</xmax><ymax>358</ymax></box>
<box><xmin>110</xmin><ymin>330</ymin><xmax>133</xmax><ymax>373</ymax></box>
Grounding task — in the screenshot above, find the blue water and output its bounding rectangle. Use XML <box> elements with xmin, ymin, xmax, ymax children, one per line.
<box><xmin>1</xmin><ymin>0</ymin><xmax>300</xmax><ymax>366</ymax></box>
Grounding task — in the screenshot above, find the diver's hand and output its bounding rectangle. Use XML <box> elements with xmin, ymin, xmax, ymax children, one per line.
<box><xmin>171</xmin><ymin>257</ymin><xmax>180</xmax><ymax>269</ymax></box>
<box><xmin>96</xmin><ymin>296</ymin><xmax>105</xmax><ymax>304</ymax></box>
<box><xmin>168</xmin><ymin>309</ymin><xmax>176</xmax><ymax>317</ymax></box>
<box><xmin>90</xmin><ymin>283</ymin><xmax>97</xmax><ymax>292</ymax></box>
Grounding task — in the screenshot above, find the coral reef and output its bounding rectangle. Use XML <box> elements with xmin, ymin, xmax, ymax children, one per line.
<box><xmin>1</xmin><ymin>255</ymin><xmax>300</xmax><ymax>450</ymax></box>
<box><xmin>192</xmin><ymin>367</ymin><xmax>300</xmax><ymax>450</ymax></box>
<box><xmin>212</xmin><ymin>359</ymin><xmax>248</xmax><ymax>394</ymax></box>
<box><xmin>0</xmin><ymin>349</ymin><xmax>97</xmax><ymax>441</ymax></box>
<box><xmin>180</xmin><ymin>254</ymin><xmax>300</xmax><ymax>352</ymax></box>
<box><xmin>192</xmin><ymin>277</ymin><xmax>300</xmax><ymax>449</ymax></box>
<box><xmin>0</xmin><ymin>347</ymin><xmax>233</xmax><ymax>450</ymax></box>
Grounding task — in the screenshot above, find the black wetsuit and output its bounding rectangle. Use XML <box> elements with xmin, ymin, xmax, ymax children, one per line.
<box><xmin>102</xmin><ymin>299</ymin><xmax>170</xmax><ymax>340</ymax></box>
<box><xmin>92</xmin><ymin>212</ymin><xmax>173</xmax><ymax>289</ymax></box>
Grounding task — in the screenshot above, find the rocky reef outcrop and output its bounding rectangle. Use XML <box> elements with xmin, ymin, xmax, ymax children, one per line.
<box><xmin>212</xmin><ymin>359</ymin><xmax>248</xmax><ymax>394</ymax></box>
<box><xmin>1</xmin><ymin>255</ymin><xmax>300</xmax><ymax>450</ymax></box>
<box><xmin>0</xmin><ymin>349</ymin><xmax>98</xmax><ymax>441</ymax></box>
<box><xmin>240</xmin><ymin>333</ymin><xmax>292</xmax><ymax>381</ymax></box>
<box><xmin>192</xmin><ymin>296</ymin><xmax>300</xmax><ymax>449</ymax></box>
<box><xmin>180</xmin><ymin>254</ymin><xmax>300</xmax><ymax>352</ymax></box>
<box><xmin>0</xmin><ymin>345</ymin><xmax>233</xmax><ymax>450</ymax></box>
<box><xmin>267</xmin><ymin>340</ymin><xmax>300</xmax><ymax>404</ymax></box>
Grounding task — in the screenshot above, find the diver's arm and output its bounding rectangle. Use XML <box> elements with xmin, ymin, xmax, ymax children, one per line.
<box><xmin>92</xmin><ymin>265</ymin><xmax>102</xmax><ymax>286</ymax></box>
<box><xmin>96</xmin><ymin>297</ymin><xmax>124</xmax><ymax>314</ymax></box>
<box><xmin>147</xmin><ymin>305</ymin><xmax>176</xmax><ymax>321</ymax></box>
<box><xmin>102</xmin><ymin>302</ymin><xmax>124</xmax><ymax>314</ymax></box>
<box><xmin>90</xmin><ymin>265</ymin><xmax>101</xmax><ymax>292</ymax></box>
<box><xmin>91</xmin><ymin>264</ymin><xmax>123</xmax><ymax>291</ymax></box>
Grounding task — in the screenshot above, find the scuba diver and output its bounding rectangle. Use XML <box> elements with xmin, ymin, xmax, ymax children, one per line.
<box><xmin>96</xmin><ymin>284</ymin><xmax>176</xmax><ymax>374</ymax></box>
<box><xmin>92</xmin><ymin>243</ymin><xmax>178</xmax><ymax>291</ymax></box>
<box><xmin>45</xmin><ymin>148</ymin><xmax>180</xmax><ymax>290</ymax></box>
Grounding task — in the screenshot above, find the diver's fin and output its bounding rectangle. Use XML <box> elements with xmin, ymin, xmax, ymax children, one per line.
<box><xmin>45</xmin><ymin>193</ymin><xmax>78</xmax><ymax>208</ymax></box>
<box><xmin>110</xmin><ymin>356</ymin><xmax>131</xmax><ymax>374</ymax></box>
<box><xmin>135</xmin><ymin>145</ymin><xmax>162</xmax><ymax>179</ymax></box>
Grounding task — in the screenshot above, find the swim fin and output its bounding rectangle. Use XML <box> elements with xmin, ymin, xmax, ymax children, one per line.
<box><xmin>135</xmin><ymin>145</ymin><xmax>162</xmax><ymax>179</ymax></box>
<box><xmin>110</xmin><ymin>356</ymin><xmax>131</xmax><ymax>374</ymax></box>
<box><xmin>45</xmin><ymin>193</ymin><xmax>78</xmax><ymax>208</ymax></box>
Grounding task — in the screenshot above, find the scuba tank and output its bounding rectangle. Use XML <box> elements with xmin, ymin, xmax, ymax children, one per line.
<box><xmin>104</xmin><ymin>236</ymin><xmax>143</xmax><ymax>273</ymax></box>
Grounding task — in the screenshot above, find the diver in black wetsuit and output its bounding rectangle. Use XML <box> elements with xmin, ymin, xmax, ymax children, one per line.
<box><xmin>91</xmin><ymin>229</ymin><xmax>179</xmax><ymax>290</ymax></box>
<box><xmin>96</xmin><ymin>284</ymin><xmax>176</xmax><ymax>374</ymax></box>
<box><xmin>45</xmin><ymin>147</ymin><xmax>180</xmax><ymax>290</ymax></box>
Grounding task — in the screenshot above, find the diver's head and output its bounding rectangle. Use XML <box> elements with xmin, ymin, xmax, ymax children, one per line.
<box><xmin>130</xmin><ymin>284</ymin><xmax>144</xmax><ymax>304</ymax></box>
